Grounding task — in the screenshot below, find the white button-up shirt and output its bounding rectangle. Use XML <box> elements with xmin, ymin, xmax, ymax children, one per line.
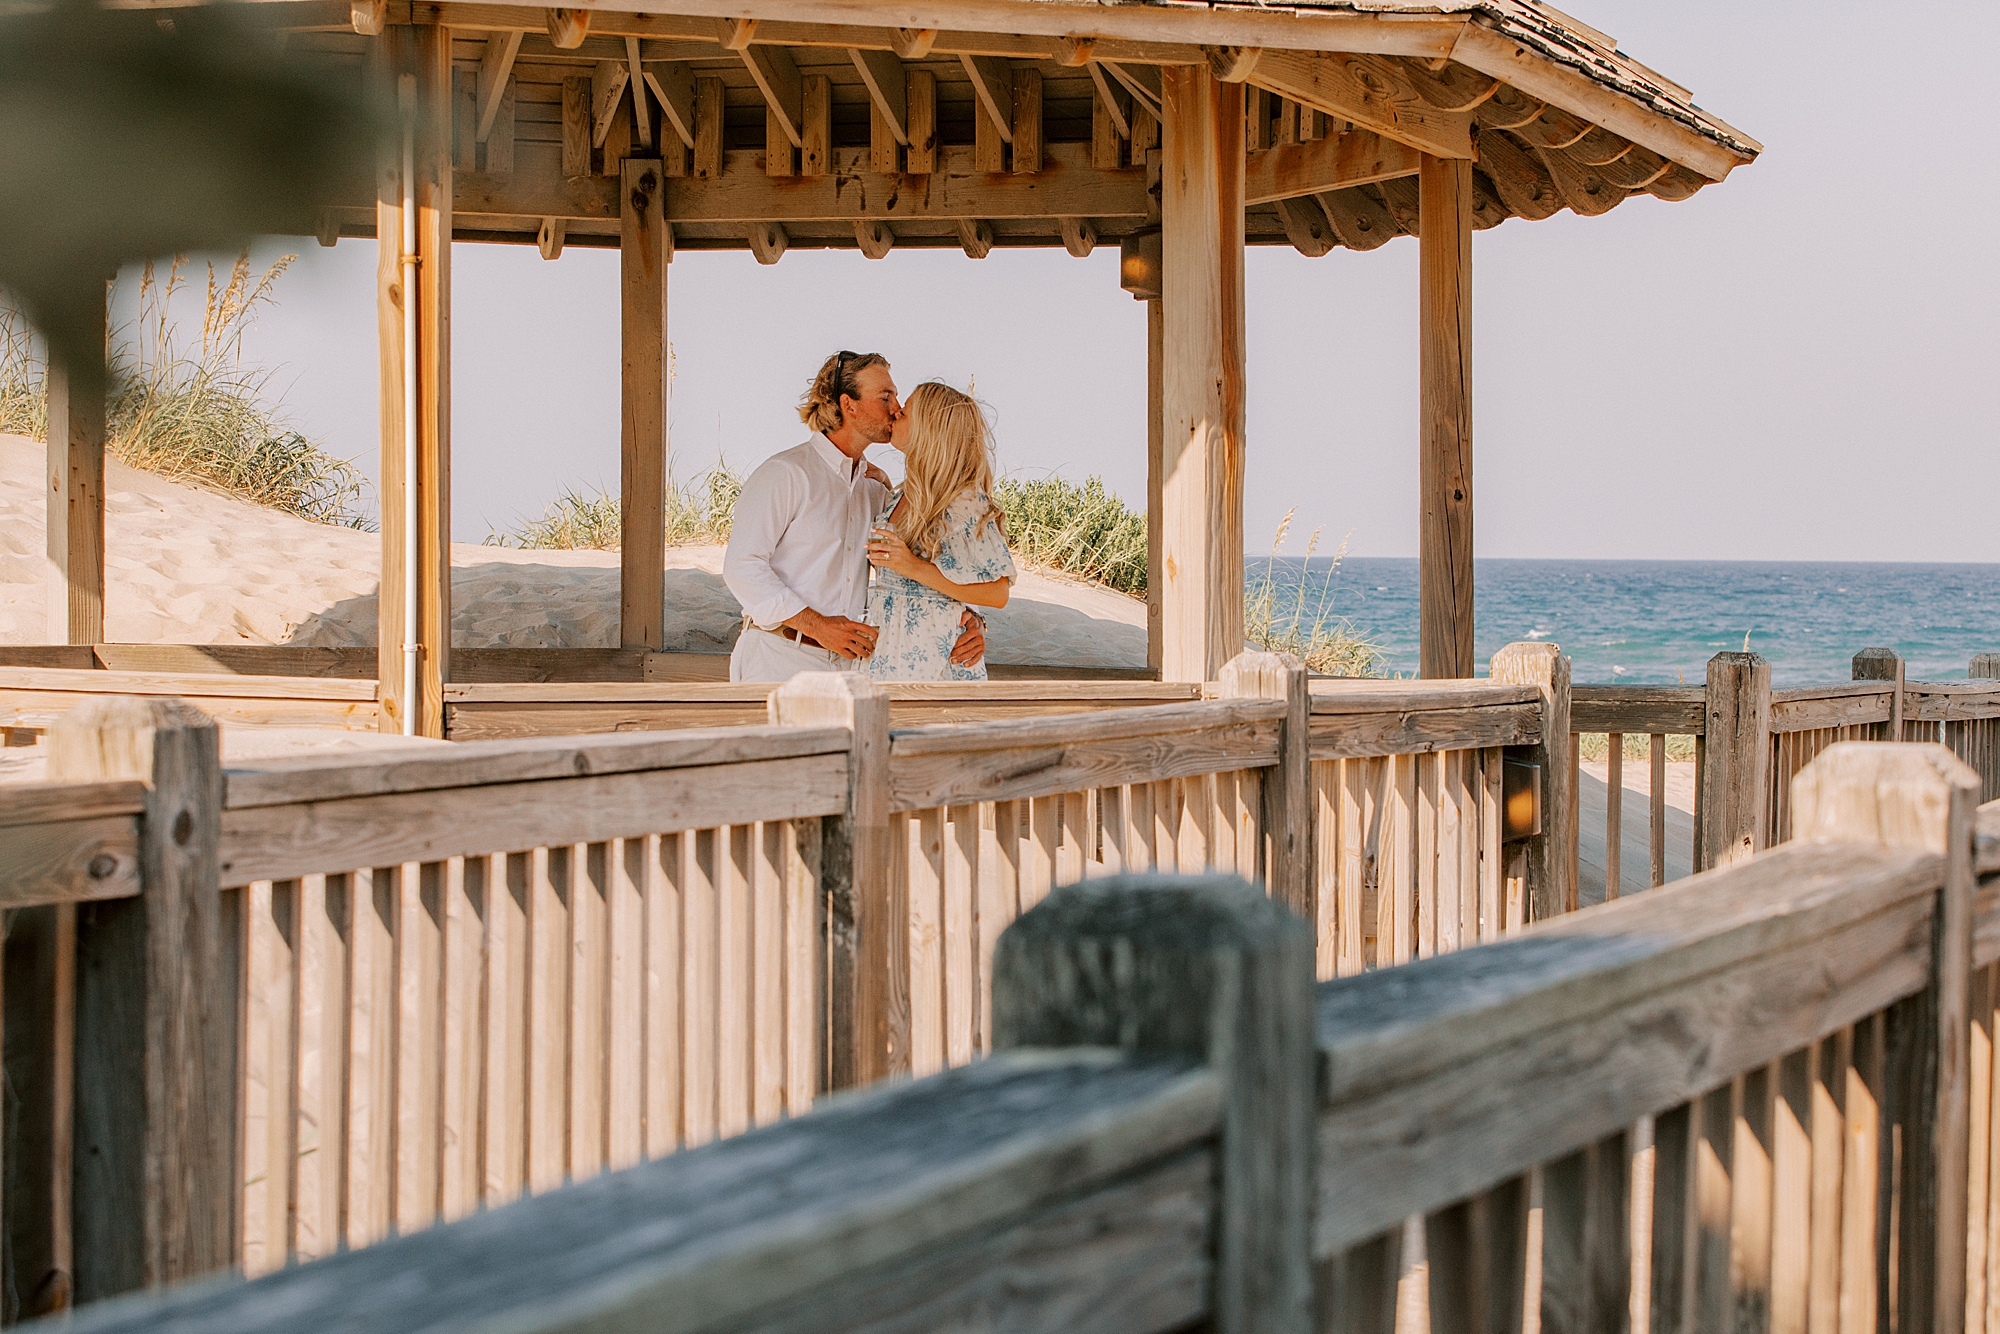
<box><xmin>723</xmin><ymin>433</ymin><xmax>887</xmax><ymax>629</ymax></box>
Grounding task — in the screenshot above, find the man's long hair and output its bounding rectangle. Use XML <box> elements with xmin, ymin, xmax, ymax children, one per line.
<box><xmin>799</xmin><ymin>349</ymin><xmax>889</xmax><ymax>435</ymax></box>
<box><xmin>891</xmin><ymin>382</ymin><xmax>1004</xmax><ymax>560</ymax></box>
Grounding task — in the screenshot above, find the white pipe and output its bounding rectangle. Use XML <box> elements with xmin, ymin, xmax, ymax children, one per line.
<box><xmin>398</xmin><ymin>73</ymin><xmax>420</xmax><ymax>736</ymax></box>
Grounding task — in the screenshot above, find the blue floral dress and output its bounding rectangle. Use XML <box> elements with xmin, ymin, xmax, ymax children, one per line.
<box><xmin>867</xmin><ymin>489</ymin><xmax>1017</xmax><ymax>681</ymax></box>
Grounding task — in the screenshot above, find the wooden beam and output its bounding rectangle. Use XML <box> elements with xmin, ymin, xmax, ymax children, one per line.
<box><xmin>536</xmin><ymin>215</ymin><xmax>564</xmax><ymax>258</ymax></box>
<box><xmin>960</xmin><ymin>54</ymin><xmax>1014</xmax><ymax>144</ymax></box>
<box><xmin>1058</xmin><ymin>216</ymin><xmax>1095</xmax><ymax>257</ymax></box>
<box><xmin>483</xmin><ymin>79</ymin><xmax>515</xmax><ymax>173</ymax></box>
<box><xmin>1273</xmin><ymin>196</ymin><xmax>1334</xmax><ymax>256</ymax></box>
<box><xmin>640</xmin><ymin>141</ymin><xmax>1144</xmax><ymax>223</ymax></box>
<box><xmin>350</xmin><ymin>0</ymin><xmax>384</xmax><ymax>35</ymax></box>
<box><xmin>625</xmin><ymin>37</ymin><xmax>652</xmax><ymax>147</ymax></box>
<box><xmin>955</xmin><ymin>218</ymin><xmax>992</xmax><ymax>258</ymax></box>
<box><xmin>560</xmin><ymin>74</ymin><xmax>589</xmax><ymax>176</ymax></box>
<box><xmin>1103</xmin><ymin>60</ymin><xmax>1162</xmax><ymax>120</ymax></box>
<box><xmin>590</xmin><ymin>59</ymin><xmax>629</xmax><ymax>147</ymax></box>
<box><xmin>855</xmin><ymin>219</ymin><xmax>895</xmax><ymax>259</ymax></box>
<box><xmin>1471</xmin><ymin>128</ymin><xmax>1561</xmax><ymax>220</ymax></box>
<box><xmin>1012</xmin><ymin>67</ymin><xmax>1042</xmax><ymax>173</ymax></box>
<box><xmin>1088</xmin><ymin>62</ymin><xmax>1131</xmax><ymax>144</ymax></box>
<box><xmin>800</xmin><ymin>74</ymin><xmax>831</xmax><ymax>175</ymax></box>
<box><xmin>44</xmin><ymin>289</ymin><xmax>106</xmax><ymax>647</ymax></box>
<box><xmin>849</xmin><ymin>47</ymin><xmax>907</xmax><ymax>144</ymax></box>
<box><xmin>1249</xmin><ymin>49</ymin><xmax>1471</xmax><ymax>159</ymax></box>
<box><xmin>906</xmin><ymin>68</ymin><xmax>937</xmax><ymax>173</ymax></box>
<box><xmin>545</xmin><ymin>6</ymin><xmax>587</xmax><ymax>49</ymax></box>
<box><xmin>1418</xmin><ymin>154</ymin><xmax>1473</xmax><ymax>680</ymax></box>
<box><xmin>620</xmin><ymin>160</ymin><xmax>669</xmax><ymax>651</ymax></box>
<box><xmin>693</xmin><ymin>75</ymin><xmax>723</xmax><ymax>178</ymax></box>
<box><xmin>1054</xmin><ymin>36</ymin><xmax>1096</xmax><ymax>66</ymax></box>
<box><xmin>740</xmin><ymin>40</ymin><xmax>804</xmax><ymax>147</ymax></box>
<box><xmin>1146</xmin><ymin>296</ymin><xmax>1163</xmax><ymax>677</ymax></box>
<box><xmin>717</xmin><ymin>16</ymin><xmax>756</xmax><ymax>50</ymax></box>
<box><xmin>891</xmin><ymin>27</ymin><xmax>937</xmax><ymax>59</ymax></box>
<box><xmin>1317</xmin><ymin>185</ymin><xmax>1399</xmax><ymax>251</ymax></box>
<box><xmin>645</xmin><ymin>63</ymin><xmax>695</xmax><ymax>149</ymax></box>
<box><xmin>375</xmin><ymin>27</ymin><xmax>452</xmax><ymax>738</ymax></box>
<box><xmin>747</xmin><ymin>220</ymin><xmax>787</xmax><ymax>263</ymax></box>
<box><xmin>1242</xmin><ymin>127</ymin><xmax>1419</xmax><ymax>205</ymax></box>
<box><xmin>1158</xmin><ymin>66</ymin><xmax>1245</xmax><ymax>684</ymax></box>
<box><xmin>475</xmin><ymin>30</ymin><xmax>521</xmax><ymax>141</ymax></box>
<box><xmin>1536</xmin><ymin>144</ymin><xmax>1626</xmax><ymax>217</ymax></box>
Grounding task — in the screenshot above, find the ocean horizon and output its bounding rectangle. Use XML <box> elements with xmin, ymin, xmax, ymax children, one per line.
<box><xmin>1246</xmin><ymin>557</ymin><xmax>2000</xmax><ymax>686</ymax></box>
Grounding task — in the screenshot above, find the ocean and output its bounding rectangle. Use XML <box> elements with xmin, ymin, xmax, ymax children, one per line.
<box><xmin>1247</xmin><ymin>558</ymin><xmax>2000</xmax><ymax>686</ymax></box>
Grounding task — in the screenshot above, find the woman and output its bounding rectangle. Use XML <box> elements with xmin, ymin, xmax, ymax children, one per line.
<box><xmin>863</xmin><ymin>381</ymin><xmax>1016</xmax><ymax>681</ymax></box>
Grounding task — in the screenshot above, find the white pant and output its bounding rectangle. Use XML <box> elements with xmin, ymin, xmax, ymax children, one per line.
<box><xmin>729</xmin><ymin>626</ymin><xmax>857</xmax><ymax>682</ymax></box>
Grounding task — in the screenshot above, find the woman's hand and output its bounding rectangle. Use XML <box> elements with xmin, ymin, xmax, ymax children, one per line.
<box><xmin>866</xmin><ymin>526</ymin><xmax>927</xmax><ymax>580</ymax></box>
<box><xmin>863</xmin><ymin>461</ymin><xmax>893</xmax><ymax>488</ymax></box>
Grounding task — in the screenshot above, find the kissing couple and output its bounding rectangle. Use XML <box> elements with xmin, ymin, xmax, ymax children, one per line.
<box><xmin>722</xmin><ymin>350</ymin><xmax>1018</xmax><ymax>683</ymax></box>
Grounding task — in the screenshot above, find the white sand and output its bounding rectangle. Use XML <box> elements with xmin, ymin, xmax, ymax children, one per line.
<box><xmin>1577</xmin><ymin>758</ymin><xmax>1698</xmax><ymax>905</ymax></box>
<box><xmin>0</xmin><ymin>433</ymin><xmax>1146</xmax><ymax>667</ymax></box>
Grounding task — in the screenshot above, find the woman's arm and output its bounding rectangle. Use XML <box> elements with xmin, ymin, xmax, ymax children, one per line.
<box><xmin>866</xmin><ymin>528</ymin><xmax>1011</xmax><ymax>608</ymax></box>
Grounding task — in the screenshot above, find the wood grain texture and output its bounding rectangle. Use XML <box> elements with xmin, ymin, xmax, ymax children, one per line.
<box><xmin>1418</xmin><ymin>152</ymin><xmax>1474</xmax><ymax>680</ymax></box>
<box><xmin>1306</xmin><ymin>703</ymin><xmax>1537</xmax><ymax>758</ymax></box>
<box><xmin>224</xmin><ymin>724</ymin><xmax>849</xmax><ymax>809</ymax></box>
<box><xmin>769</xmin><ymin>674</ymin><xmax>895</xmax><ymax>1085</ymax></box>
<box><xmin>1244</xmin><ymin>127</ymin><xmax>1418</xmax><ymax>205</ymax></box>
<box><xmin>1312</xmin><ymin>839</ymin><xmax>1944</xmax><ymax>1255</ymax></box>
<box><xmin>44</xmin><ymin>307</ymin><xmax>107</xmax><ymax>646</ymax></box>
<box><xmin>1700</xmin><ymin>652</ymin><xmax>1772</xmax><ymax>870</ymax></box>
<box><xmin>53</xmin><ymin>696</ymin><xmax>233</xmax><ymax>1299</ymax></box>
<box><xmin>994</xmin><ymin>872</ymin><xmax>1315</xmax><ymax>1334</ymax></box>
<box><xmin>218</xmin><ymin>755</ymin><xmax>848</xmax><ymax>886</ymax></box>
<box><xmin>0</xmin><ymin>813</ymin><xmax>140</xmax><ymax>908</ymax></box>
<box><xmin>1248</xmin><ymin>50</ymin><xmax>1471</xmax><ymax>159</ymax></box>
<box><xmin>619</xmin><ymin>158</ymin><xmax>670</xmax><ymax>650</ymax></box>
<box><xmin>1222</xmin><ymin>651</ymin><xmax>1310</xmax><ymax>917</ymax></box>
<box><xmin>61</xmin><ymin>1053</ymin><xmax>1222</xmax><ymax>1334</ymax></box>
<box><xmin>1569</xmin><ymin>685</ymin><xmax>1705</xmax><ymax>736</ymax></box>
<box><xmin>1160</xmin><ymin>66</ymin><xmax>1246</xmax><ymax>683</ymax></box>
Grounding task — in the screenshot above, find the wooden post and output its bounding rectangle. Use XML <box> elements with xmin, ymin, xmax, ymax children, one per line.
<box><xmin>993</xmin><ymin>872</ymin><xmax>1315</xmax><ymax>1334</ymax></box>
<box><xmin>620</xmin><ymin>159</ymin><xmax>670</xmax><ymax>650</ymax></box>
<box><xmin>1972</xmin><ymin>654</ymin><xmax>2000</xmax><ymax>681</ymax></box>
<box><xmin>1146</xmin><ymin>296</ymin><xmax>1164</xmax><ymax>677</ymax></box>
<box><xmin>1418</xmin><ymin>154</ymin><xmax>1474</xmax><ymax>679</ymax></box>
<box><xmin>1853</xmin><ymin>647</ymin><xmax>1905</xmax><ymax>741</ymax></box>
<box><xmin>1698</xmin><ymin>652</ymin><xmax>1771</xmax><ymax>870</ymax></box>
<box><xmin>5</xmin><ymin>902</ymin><xmax>77</xmax><ymax>1317</ymax></box>
<box><xmin>769</xmin><ymin>672</ymin><xmax>895</xmax><ymax>1088</ymax></box>
<box><xmin>44</xmin><ymin>284</ymin><xmax>107</xmax><ymax>646</ymax></box>
<box><xmin>1158</xmin><ymin>66</ymin><xmax>1246</xmax><ymax>683</ymax></box>
<box><xmin>49</xmin><ymin>697</ymin><xmax>232</xmax><ymax>1299</ymax></box>
<box><xmin>1793</xmin><ymin>742</ymin><xmax>1980</xmax><ymax>1334</ymax></box>
<box><xmin>376</xmin><ymin>25</ymin><xmax>453</xmax><ymax>737</ymax></box>
<box><xmin>1489</xmin><ymin>642</ymin><xmax>1573</xmax><ymax>921</ymax></box>
<box><xmin>1220</xmin><ymin>650</ymin><xmax>1310</xmax><ymax>921</ymax></box>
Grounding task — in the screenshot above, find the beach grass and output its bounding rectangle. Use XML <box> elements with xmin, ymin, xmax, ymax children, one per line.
<box><xmin>1575</xmin><ymin>732</ymin><xmax>1700</xmax><ymax>763</ymax></box>
<box><xmin>1244</xmin><ymin>512</ymin><xmax>1382</xmax><ymax>677</ymax></box>
<box><xmin>992</xmin><ymin>474</ymin><xmax>1148</xmax><ymax>597</ymax></box>
<box><xmin>485</xmin><ymin>463</ymin><xmax>744</xmax><ymax>550</ymax></box>
<box><xmin>1</xmin><ymin>253</ymin><xmax>372</xmax><ymax>528</ymax></box>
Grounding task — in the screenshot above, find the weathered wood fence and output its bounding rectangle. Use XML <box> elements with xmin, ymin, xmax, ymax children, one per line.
<box><xmin>38</xmin><ymin>740</ymin><xmax>2000</xmax><ymax>1334</ymax></box>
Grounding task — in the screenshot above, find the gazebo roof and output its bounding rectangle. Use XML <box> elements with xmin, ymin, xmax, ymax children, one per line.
<box><xmin>254</xmin><ymin>0</ymin><xmax>1754</xmax><ymax>256</ymax></box>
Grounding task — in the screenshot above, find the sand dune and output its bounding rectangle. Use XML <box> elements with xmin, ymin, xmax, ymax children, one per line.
<box><xmin>0</xmin><ymin>434</ymin><xmax>1146</xmax><ymax>667</ymax></box>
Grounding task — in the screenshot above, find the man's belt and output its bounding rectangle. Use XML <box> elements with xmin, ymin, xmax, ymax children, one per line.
<box><xmin>750</xmin><ymin>618</ymin><xmax>828</xmax><ymax>651</ymax></box>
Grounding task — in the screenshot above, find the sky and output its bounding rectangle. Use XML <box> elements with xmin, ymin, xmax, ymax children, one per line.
<box><xmin>131</xmin><ymin>0</ymin><xmax>2000</xmax><ymax>563</ymax></box>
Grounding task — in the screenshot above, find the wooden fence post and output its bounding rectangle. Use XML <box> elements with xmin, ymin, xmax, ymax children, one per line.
<box><xmin>1793</xmin><ymin>742</ymin><xmax>1979</xmax><ymax>1334</ymax></box>
<box><xmin>1489</xmin><ymin>642</ymin><xmax>1572</xmax><ymax>921</ymax></box>
<box><xmin>1698</xmin><ymin>651</ymin><xmax>1771</xmax><ymax>871</ymax></box>
<box><xmin>770</xmin><ymin>672</ymin><xmax>895</xmax><ymax>1089</ymax></box>
<box><xmin>993</xmin><ymin>872</ymin><xmax>1315</xmax><ymax>1334</ymax></box>
<box><xmin>1971</xmin><ymin>654</ymin><xmax>2000</xmax><ymax>681</ymax></box>
<box><xmin>1854</xmin><ymin>647</ymin><xmax>1906</xmax><ymax>740</ymax></box>
<box><xmin>1220</xmin><ymin>650</ymin><xmax>1310</xmax><ymax>921</ymax></box>
<box><xmin>47</xmin><ymin>696</ymin><xmax>231</xmax><ymax>1300</ymax></box>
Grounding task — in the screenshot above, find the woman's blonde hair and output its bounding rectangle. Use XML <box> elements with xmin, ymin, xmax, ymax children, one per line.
<box><xmin>891</xmin><ymin>382</ymin><xmax>1004</xmax><ymax>560</ymax></box>
<box><xmin>798</xmin><ymin>349</ymin><xmax>889</xmax><ymax>435</ymax></box>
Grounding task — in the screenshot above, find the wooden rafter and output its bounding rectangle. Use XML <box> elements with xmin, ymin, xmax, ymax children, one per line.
<box><xmin>739</xmin><ymin>40</ymin><xmax>805</xmax><ymax>147</ymax></box>
<box><xmin>1085</xmin><ymin>63</ymin><xmax>1131</xmax><ymax>141</ymax></box>
<box><xmin>590</xmin><ymin>59</ymin><xmax>629</xmax><ymax>147</ymax></box>
<box><xmin>1101</xmin><ymin>60</ymin><xmax>1161</xmax><ymax>120</ymax></box>
<box><xmin>625</xmin><ymin>37</ymin><xmax>652</xmax><ymax>147</ymax></box>
<box><xmin>546</xmin><ymin>6</ymin><xmax>588</xmax><ymax>49</ymax></box>
<box><xmin>645</xmin><ymin>63</ymin><xmax>696</xmax><ymax>149</ymax></box>
<box><xmin>960</xmin><ymin>54</ymin><xmax>1014</xmax><ymax>144</ymax></box>
<box><xmin>1243</xmin><ymin>128</ymin><xmax>1419</xmax><ymax>206</ymax></box>
<box><xmin>849</xmin><ymin>47</ymin><xmax>908</xmax><ymax>145</ymax></box>
<box><xmin>1248</xmin><ymin>50</ymin><xmax>1471</xmax><ymax>159</ymax></box>
<box><xmin>475</xmin><ymin>30</ymin><xmax>522</xmax><ymax>141</ymax></box>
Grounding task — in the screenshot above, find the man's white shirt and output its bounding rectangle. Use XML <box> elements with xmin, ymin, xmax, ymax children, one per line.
<box><xmin>723</xmin><ymin>432</ymin><xmax>886</xmax><ymax>630</ymax></box>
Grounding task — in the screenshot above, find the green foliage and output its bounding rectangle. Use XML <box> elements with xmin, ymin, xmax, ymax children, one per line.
<box><xmin>992</xmin><ymin>474</ymin><xmax>1148</xmax><ymax>596</ymax></box>
<box><xmin>1244</xmin><ymin>511</ymin><xmax>1382</xmax><ymax>678</ymax></box>
<box><xmin>0</xmin><ymin>252</ymin><xmax>371</xmax><ymax>528</ymax></box>
<box><xmin>1576</xmin><ymin>732</ymin><xmax>1699</xmax><ymax>763</ymax></box>
<box><xmin>485</xmin><ymin>461</ymin><xmax>744</xmax><ymax>550</ymax></box>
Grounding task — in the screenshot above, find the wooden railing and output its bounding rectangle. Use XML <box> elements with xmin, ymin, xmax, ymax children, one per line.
<box><xmin>50</xmin><ymin>741</ymin><xmax>2000</xmax><ymax>1334</ymax></box>
<box><xmin>1</xmin><ymin>698</ymin><xmax>848</xmax><ymax>1308</ymax></box>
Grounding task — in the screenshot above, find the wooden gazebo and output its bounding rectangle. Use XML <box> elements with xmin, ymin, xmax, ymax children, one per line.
<box><xmin>40</xmin><ymin>0</ymin><xmax>1758</xmax><ymax>737</ymax></box>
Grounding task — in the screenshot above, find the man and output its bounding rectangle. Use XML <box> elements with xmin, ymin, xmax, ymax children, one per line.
<box><xmin>724</xmin><ymin>350</ymin><xmax>986</xmax><ymax>682</ymax></box>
